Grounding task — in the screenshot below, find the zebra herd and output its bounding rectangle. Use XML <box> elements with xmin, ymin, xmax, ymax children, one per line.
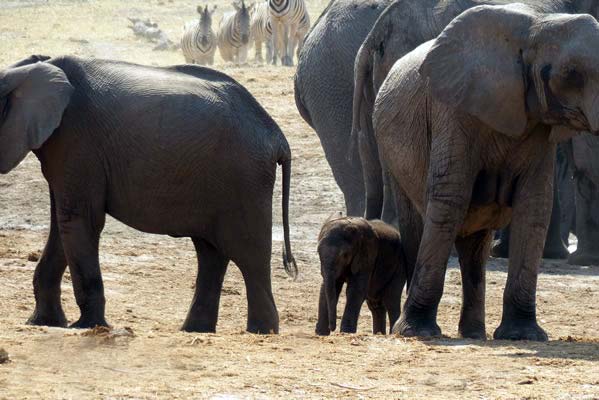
<box><xmin>181</xmin><ymin>0</ymin><xmax>310</xmax><ymax>66</ymax></box>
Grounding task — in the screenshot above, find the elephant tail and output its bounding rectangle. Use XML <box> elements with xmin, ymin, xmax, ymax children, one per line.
<box><xmin>348</xmin><ymin>37</ymin><xmax>375</xmax><ymax>163</ymax></box>
<box><xmin>278</xmin><ymin>148</ymin><xmax>298</xmax><ymax>280</ymax></box>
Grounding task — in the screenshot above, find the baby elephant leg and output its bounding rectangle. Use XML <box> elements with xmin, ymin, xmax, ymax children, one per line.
<box><xmin>367</xmin><ymin>299</ymin><xmax>386</xmax><ymax>334</ymax></box>
<box><xmin>340</xmin><ymin>271</ymin><xmax>368</xmax><ymax>333</ymax></box>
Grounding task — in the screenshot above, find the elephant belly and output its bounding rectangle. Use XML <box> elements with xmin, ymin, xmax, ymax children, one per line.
<box><xmin>459</xmin><ymin>204</ymin><xmax>512</xmax><ymax>237</ymax></box>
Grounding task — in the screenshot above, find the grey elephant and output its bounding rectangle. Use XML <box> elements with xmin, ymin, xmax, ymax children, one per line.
<box><xmin>373</xmin><ymin>4</ymin><xmax>599</xmax><ymax>341</ymax></box>
<box><xmin>316</xmin><ymin>216</ymin><xmax>406</xmax><ymax>335</ymax></box>
<box><xmin>0</xmin><ymin>54</ymin><xmax>296</xmax><ymax>334</ymax></box>
<box><xmin>352</xmin><ymin>0</ymin><xmax>599</xmax><ymax>263</ymax></box>
<box><xmin>294</xmin><ymin>0</ymin><xmax>393</xmax><ymax>218</ymax></box>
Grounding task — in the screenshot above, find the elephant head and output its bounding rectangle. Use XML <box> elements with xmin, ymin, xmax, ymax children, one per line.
<box><xmin>317</xmin><ymin>217</ymin><xmax>378</xmax><ymax>332</ymax></box>
<box><xmin>420</xmin><ymin>4</ymin><xmax>599</xmax><ymax>139</ymax></box>
<box><xmin>0</xmin><ymin>59</ymin><xmax>73</xmax><ymax>173</ymax></box>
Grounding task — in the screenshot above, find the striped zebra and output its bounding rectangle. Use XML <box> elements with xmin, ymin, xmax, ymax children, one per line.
<box><xmin>181</xmin><ymin>5</ymin><xmax>218</xmax><ymax>65</ymax></box>
<box><xmin>268</xmin><ymin>0</ymin><xmax>310</xmax><ymax>66</ymax></box>
<box><xmin>217</xmin><ymin>1</ymin><xmax>255</xmax><ymax>64</ymax></box>
<box><xmin>250</xmin><ymin>2</ymin><xmax>274</xmax><ymax>63</ymax></box>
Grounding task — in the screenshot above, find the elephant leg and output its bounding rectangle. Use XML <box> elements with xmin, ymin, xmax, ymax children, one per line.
<box><xmin>381</xmin><ymin>270</ymin><xmax>406</xmax><ymax>334</ymax></box>
<box><xmin>394</xmin><ymin>134</ymin><xmax>473</xmax><ymax>338</ymax></box>
<box><xmin>316</xmin><ymin>280</ymin><xmax>344</xmax><ymax>335</ymax></box>
<box><xmin>359</xmin><ymin>122</ymin><xmax>383</xmax><ymax>220</ymax></box>
<box><xmin>569</xmin><ymin>171</ymin><xmax>599</xmax><ymax>265</ymax></box>
<box><xmin>541</xmin><ymin>171</ymin><xmax>569</xmax><ymax>259</ymax></box>
<box><xmin>491</xmin><ymin>226</ymin><xmax>510</xmax><ymax>258</ymax></box>
<box><xmin>493</xmin><ymin>172</ymin><xmax>568</xmax><ymax>260</ymax></box>
<box><xmin>27</xmin><ymin>190</ymin><xmax>68</xmax><ymax>327</ymax></box>
<box><xmin>181</xmin><ymin>238</ymin><xmax>229</xmax><ymax>332</ymax></box>
<box><xmin>455</xmin><ymin>229</ymin><xmax>492</xmax><ymax>340</ymax></box>
<box><xmin>56</xmin><ymin>196</ymin><xmax>108</xmax><ymax>329</ymax></box>
<box><xmin>340</xmin><ymin>272</ymin><xmax>368</xmax><ymax>333</ymax></box>
<box><xmin>556</xmin><ymin>142</ymin><xmax>575</xmax><ymax>244</ymax></box>
<box><xmin>236</xmin><ymin>250</ymin><xmax>279</xmax><ymax>334</ymax></box>
<box><xmin>395</xmin><ymin>184</ymin><xmax>423</xmax><ymax>289</ymax></box>
<box><xmin>367</xmin><ymin>299</ymin><xmax>386</xmax><ymax>335</ymax></box>
<box><xmin>493</xmin><ymin>151</ymin><xmax>553</xmax><ymax>342</ymax></box>
<box><xmin>568</xmin><ymin>134</ymin><xmax>599</xmax><ymax>265</ymax></box>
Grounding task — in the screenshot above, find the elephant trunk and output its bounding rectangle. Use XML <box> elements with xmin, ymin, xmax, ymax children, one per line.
<box><xmin>325</xmin><ymin>276</ymin><xmax>338</xmax><ymax>332</ymax></box>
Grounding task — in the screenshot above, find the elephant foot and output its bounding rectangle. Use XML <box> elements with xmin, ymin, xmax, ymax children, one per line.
<box><xmin>458</xmin><ymin>321</ymin><xmax>486</xmax><ymax>340</ymax></box>
<box><xmin>491</xmin><ymin>239</ymin><xmax>509</xmax><ymax>258</ymax></box>
<box><xmin>315</xmin><ymin>324</ymin><xmax>331</xmax><ymax>336</ymax></box>
<box><xmin>542</xmin><ymin>242</ymin><xmax>569</xmax><ymax>259</ymax></box>
<box><xmin>181</xmin><ymin>319</ymin><xmax>217</xmax><ymax>333</ymax></box>
<box><xmin>493</xmin><ymin>319</ymin><xmax>548</xmax><ymax>341</ymax></box>
<box><xmin>26</xmin><ymin>307</ymin><xmax>67</xmax><ymax>328</ymax></box>
<box><xmin>339</xmin><ymin>324</ymin><xmax>358</xmax><ymax>334</ymax></box>
<box><xmin>392</xmin><ymin>317</ymin><xmax>442</xmax><ymax>338</ymax></box>
<box><xmin>69</xmin><ymin>316</ymin><xmax>109</xmax><ymax>329</ymax></box>
<box><xmin>568</xmin><ymin>250</ymin><xmax>599</xmax><ymax>266</ymax></box>
<box><xmin>247</xmin><ymin>320</ymin><xmax>279</xmax><ymax>335</ymax></box>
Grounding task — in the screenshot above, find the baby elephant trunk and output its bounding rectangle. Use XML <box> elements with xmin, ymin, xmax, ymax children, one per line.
<box><xmin>325</xmin><ymin>278</ymin><xmax>338</xmax><ymax>332</ymax></box>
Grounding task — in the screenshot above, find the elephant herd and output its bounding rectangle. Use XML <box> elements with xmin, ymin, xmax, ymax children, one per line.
<box><xmin>1</xmin><ymin>0</ymin><xmax>599</xmax><ymax>342</ymax></box>
<box><xmin>295</xmin><ymin>0</ymin><xmax>599</xmax><ymax>340</ymax></box>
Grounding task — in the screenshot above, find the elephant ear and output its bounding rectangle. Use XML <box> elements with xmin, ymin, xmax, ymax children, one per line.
<box><xmin>0</xmin><ymin>61</ymin><xmax>73</xmax><ymax>173</ymax></box>
<box><xmin>350</xmin><ymin>220</ymin><xmax>379</xmax><ymax>275</ymax></box>
<box><xmin>419</xmin><ymin>4</ymin><xmax>536</xmax><ymax>137</ymax></box>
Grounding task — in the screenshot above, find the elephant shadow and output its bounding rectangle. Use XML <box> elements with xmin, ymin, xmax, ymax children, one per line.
<box><xmin>423</xmin><ymin>337</ymin><xmax>599</xmax><ymax>362</ymax></box>
<box><xmin>446</xmin><ymin>256</ymin><xmax>599</xmax><ymax>277</ymax></box>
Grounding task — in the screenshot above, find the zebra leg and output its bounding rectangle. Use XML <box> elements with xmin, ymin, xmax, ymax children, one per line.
<box><xmin>284</xmin><ymin>24</ymin><xmax>298</xmax><ymax>66</ymax></box>
<box><xmin>239</xmin><ymin>44</ymin><xmax>249</xmax><ymax>64</ymax></box>
<box><xmin>282</xmin><ymin>24</ymin><xmax>291</xmax><ymax>66</ymax></box>
<box><xmin>255</xmin><ymin>39</ymin><xmax>263</xmax><ymax>63</ymax></box>
<box><xmin>266</xmin><ymin>38</ymin><xmax>273</xmax><ymax>64</ymax></box>
<box><xmin>272</xmin><ymin>22</ymin><xmax>285</xmax><ymax>65</ymax></box>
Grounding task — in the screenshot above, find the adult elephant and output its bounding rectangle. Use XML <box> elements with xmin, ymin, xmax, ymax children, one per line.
<box><xmin>0</xmin><ymin>54</ymin><xmax>296</xmax><ymax>334</ymax></box>
<box><xmin>567</xmin><ymin>134</ymin><xmax>599</xmax><ymax>264</ymax></box>
<box><xmin>352</xmin><ymin>0</ymin><xmax>599</xmax><ymax>261</ymax></box>
<box><xmin>373</xmin><ymin>3</ymin><xmax>599</xmax><ymax>341</ymax></box>
<box><xmin>294</xmin><ymin>0</ymin><xmax>393</xmax><ymax>217</ymax></box>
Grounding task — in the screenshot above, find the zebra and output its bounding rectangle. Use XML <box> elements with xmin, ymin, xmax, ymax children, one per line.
<box><xmin>181</xmin><ymin>5</ymin><xmax>218</xmax><ymax>65</ymax></box>
<box><xmin>217</xmin><ymin>1</ymin><xmax>255</xmax><ymax>64</ymax></box>
<box><xmin>250</xmin><ymin>2</ymin><xmax>274</xmax><ymax>63</ymax></box>
<box><xmin>268</xmin><ymin>0</ymin><xmax>310</xmax><ymax>66</ymax></box>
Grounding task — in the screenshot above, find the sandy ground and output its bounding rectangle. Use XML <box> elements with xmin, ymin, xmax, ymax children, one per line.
<box><xmin>0</xmin><ymin>1</ymin><xmax>598</xmax><ymax>399</ymax></box>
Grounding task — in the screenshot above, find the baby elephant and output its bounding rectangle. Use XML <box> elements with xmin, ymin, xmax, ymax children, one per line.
<box><xmin>316</xmin><ymin>217</ymin><xmax>406</xmax><ymax>335</ymax></box>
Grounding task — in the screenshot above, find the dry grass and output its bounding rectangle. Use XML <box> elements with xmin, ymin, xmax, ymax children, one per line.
<box><xmin>0</xmin><ymin>1</ymin><xmax>598</xmax><ymax>399</ymax></box>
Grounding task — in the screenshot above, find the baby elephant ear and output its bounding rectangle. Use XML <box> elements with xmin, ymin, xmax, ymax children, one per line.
<box><xmin>419</xmin><ymin>4</ymin><xmax>536</xmax><ymax>137</ymax></box>
<box><xmin>0</xmin><ymin>62</ymin><xmax>73</xmax><ymax>173</ymax></box>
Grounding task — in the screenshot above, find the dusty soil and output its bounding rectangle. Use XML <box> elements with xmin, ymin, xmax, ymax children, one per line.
<box><xmin>0</xmin><ymin>1</ymin><xmax>598</xmax><ymax>399</ymax></box>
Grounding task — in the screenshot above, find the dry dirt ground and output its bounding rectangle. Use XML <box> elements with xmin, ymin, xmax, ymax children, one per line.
<box><xmin>0</xmin><ymin>1</ymin><xmax>598</xmax><ymax>399</ymax></box>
